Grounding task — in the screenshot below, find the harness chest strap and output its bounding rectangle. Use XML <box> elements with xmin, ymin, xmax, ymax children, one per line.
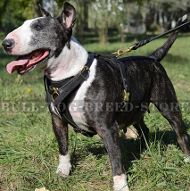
<box><xmin>44</xmin><ymin>53</ymin><xmax>96</xmax><ymax>137</ymax></box>
<box><xmin>44</xmin><ymin>53</ymin><xmax>130</xmax><ymax>136</ymax></box>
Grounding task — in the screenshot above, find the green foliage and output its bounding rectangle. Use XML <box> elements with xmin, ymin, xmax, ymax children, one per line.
<box><xmin>0</xmin><ymin>0</ymin><xmax>36</xmax><ymax>32</ymax></box>
<box><xmin>1</xmin><ymin>0</ymin><xmax>190</xmax><ymax>43</ymax></box>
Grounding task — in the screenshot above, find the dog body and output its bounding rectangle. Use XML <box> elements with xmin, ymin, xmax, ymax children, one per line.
<box><xmin>2</xmin><ymin>3</ymin><xmax>190</xmax><ymax>191</ymax></box>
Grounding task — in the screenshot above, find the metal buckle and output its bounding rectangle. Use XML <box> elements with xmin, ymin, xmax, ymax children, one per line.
<box><xmin>80</xmin><ymin>66</ymin><xmax>90</xmax><ymax>80</ymax></box>
<box><xmin>81</xmin><ymin>66</ymin><xmax>89</xmax><ymax>72</ymax></box>
<box><xmin>123</xmin><ymin>89</ymin><xmax>130</xmax><ymax>102</ymax></box>
<box><xmin>51</xmin><ymin>87</ymin><xmax>59</xmax><ymax>100</ymax></box>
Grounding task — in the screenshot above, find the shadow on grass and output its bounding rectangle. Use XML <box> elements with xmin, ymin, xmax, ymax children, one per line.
<box><xmin>86</xmin><ymin>145</ymin><xmax>107</xmax><ymax>159</ymax></box>
<box><xmin>71</xmin><ymin>119</ymin><xmax>190</xmax><ymax>173</ymax></box>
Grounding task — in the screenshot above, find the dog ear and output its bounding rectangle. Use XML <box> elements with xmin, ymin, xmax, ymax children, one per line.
<box><xmin>58</xmin><ymin>2</ymin><xmax>76</xmax><ymax>28</ymax></box>
<box><xmin>38</xmin><ymin>4</ymin><xmax>52</xmax><ymax>17</ymax></box>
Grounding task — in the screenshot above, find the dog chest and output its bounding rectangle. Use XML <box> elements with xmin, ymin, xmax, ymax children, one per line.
<box><xmin>68</xmin><ymin>59</ymin><xmax>97</xmax><ymax>132</ymax></box>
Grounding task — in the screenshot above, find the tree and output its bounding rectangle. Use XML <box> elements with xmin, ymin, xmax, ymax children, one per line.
<box><xmin>0</xmin><ymin>0</ymin><xmax>35</xmax><ymax>32</ymax></box>
<box><xmin>146</xmin><ymin>0</ymin><xmax>190</xmax><ymax>31</ymax></box>
<box><xmin>110</xmin><ymin>1</ymin><xmax>126</xmax><ymax>42</ymax></box>
<box><xmin>0</xmin><ymin>0</ymin><xmax>9</xmax><ymax>31</ymax></box>
<box><xmin>90</xmin><ymin>0</ymin><xmax>128</xmax><ymax>44</ymax></box>
<box><xmin>72</xmin><ymin>0</ymin><xmax>90</xmax><ymax>40</ymax></box>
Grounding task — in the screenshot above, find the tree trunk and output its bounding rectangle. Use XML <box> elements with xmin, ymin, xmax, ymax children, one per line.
<box><xmin>119</xmin><ymin>24</ymin><xmax>125</xmax><ymax>43</ymax></box>
<box><xmin>99</xmin><ymin>26</ymin><xmax>108</xmax><ymax>45</ymax></box>
<box><xmin>75</xmin><ymin>0</ymin><xmax>89</xmax><ymax>41</ymax></box>
<box><xmin>83</xmin><ymin>2</ymin><xmax>88</xmax><ymax>29</ymax></box>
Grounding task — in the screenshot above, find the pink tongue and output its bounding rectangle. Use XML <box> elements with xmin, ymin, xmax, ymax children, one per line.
<box><xmin>6</xmin><ymin>59</ymin><xmax>29</xmax><ymax>74</ymax></box>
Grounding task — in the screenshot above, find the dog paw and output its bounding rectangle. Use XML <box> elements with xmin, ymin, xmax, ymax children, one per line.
<box><xmin>125</xmin><ymin>126</ymin><xmax>139</xmax><ymax>140</ymax></box>
<box><xmin>56</xmin><ymin>164</ymin><xmax>71</xmax><ymax>177</ymax></box>
<box><xmin>184</xmin><ymin>156</ymin><xmax>190</xmax><ymax>163</ymax></box>
<box><xmin>114</xmin><ymin>186</ymin><xmax>129</xmax><ymax>191</ymax></box>
<box><xmin>113</xmin><ymin>174</ymin><xmax>129</xmax><ymax>191</ymax></box>
<box><xmin>56</xmin><ymin>154</ymin><xmax>72</xmax><ymax>177</ymax></box>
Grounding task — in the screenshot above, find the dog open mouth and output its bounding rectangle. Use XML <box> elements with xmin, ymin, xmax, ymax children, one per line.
<box><xmin>6</xmin><ymin>49</ymin><xmax>49</xmax><ymax>74</ymax></box>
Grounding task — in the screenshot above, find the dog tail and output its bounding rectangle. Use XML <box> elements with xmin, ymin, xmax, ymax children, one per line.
<box><xmin>149</xmin><ymin>14</ymin><xmax>188</xmax><ymax>62</ymax></box>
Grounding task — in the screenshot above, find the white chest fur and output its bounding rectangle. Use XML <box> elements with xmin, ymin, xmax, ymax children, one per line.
<box><xmin>68</xmin><ymin>59</ymin><xmax>97</xmax><ymax>132</ymax></box>
<box><xmin>46</xmin><ymin>38</ymin><xmax>97</xmax><ymax>132</ymax></box>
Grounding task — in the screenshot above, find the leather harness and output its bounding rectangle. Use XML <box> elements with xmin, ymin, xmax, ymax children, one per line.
<box><xmin>44</xmin><ymin>53</ymin><xmax>129</xmax><ymax>137</ymax></box>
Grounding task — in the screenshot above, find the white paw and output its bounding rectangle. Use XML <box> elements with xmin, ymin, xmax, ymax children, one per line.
<box><xmin>113</xmin><ymin>174</ymin><xmax>129</xmax><ymax>191</ymax></box>
<box><xmin>184</xmin><ymin>156</ymin><xmax>190</xmax><ymax>163</ymax></box>
<box><xmin>56</xmin><ymin>154</ymin><xmax>72</xmax><ymax>177</ymax></box>
<box><xmin>125</xmin><ymin>126</ymin><xmax>139</xmax><ymax>140</ymax></box>
<box><xmin>114</xmin><ymin>186</ymin><xmax>129</xmax><ymax>191</ymax></box>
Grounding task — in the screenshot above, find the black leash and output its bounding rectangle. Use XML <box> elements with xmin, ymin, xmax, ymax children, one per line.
<box><xmin>113</xmin><ymin>20</ymin><xmax>190</xmax><ymax>57</ymax></box>
<box><xmin>132</xmin><ymin>20</ymin><xmax>190</xmax><ymax>50</ymax></box>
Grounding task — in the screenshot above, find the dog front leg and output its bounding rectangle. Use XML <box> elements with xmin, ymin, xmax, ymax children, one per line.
<box><xmin>97</xmin><ymin>122</ymin><xmax>129</xmax><ymax>191</ymax></box>
<box><xmin>51</xmin><ymin>114</ymin><xmax>71</xmax><ymax>177</ymax></box>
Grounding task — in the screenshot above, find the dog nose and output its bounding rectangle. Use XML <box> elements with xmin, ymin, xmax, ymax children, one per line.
<box><xmin>2</xmin><ymin>39</ymin><xmax>15</xmax><ymax>50</ymax></box>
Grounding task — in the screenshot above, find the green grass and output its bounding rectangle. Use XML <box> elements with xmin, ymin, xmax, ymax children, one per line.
<box><xmin>1</xmin><ymin>36</ymin><xmax>190</xmax><ymax>191</ymax></box>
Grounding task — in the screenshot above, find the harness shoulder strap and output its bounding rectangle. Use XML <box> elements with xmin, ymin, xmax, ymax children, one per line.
<box><xmin>44</xmin><ymin>53</ymin><xmax>96</xmax><ymax>137</ymax></box>
<box><xmin>53</xmin><ymin>53</ymin><xmax>95</xmax><ymax>107</ymax></box>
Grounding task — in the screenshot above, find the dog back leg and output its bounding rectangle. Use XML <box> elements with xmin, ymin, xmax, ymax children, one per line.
<box><xmin>134</xmin><ymin>118</ymin><xmax>150</xmax><ymax>147</ymax></box>
<box><xmin>150</xmin><ymin>77</ymin><xmax>190</xmax><ymax>157</ymax></box>
<box><xmin>51</xmin><ymin>114</ymin><xmax>71</xmax><ymax>177</ymax></box>
<box><xmin>153</xmin><ymin>101</ymin><xmax>190</xmax><ymax>156</ymax></box>
<box><xmin>96</xmin><ymin>122</ymin><xmax>129</xmax><ymax>191</ymax></box>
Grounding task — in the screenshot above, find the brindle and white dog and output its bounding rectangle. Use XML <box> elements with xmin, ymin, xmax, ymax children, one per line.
<box><xmin>2</xmin><ymin>3</ymin><xmax>190</xmax><ymax>191</ymax></box>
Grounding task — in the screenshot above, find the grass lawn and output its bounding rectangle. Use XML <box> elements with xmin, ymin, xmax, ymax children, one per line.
<box><xmin>0</xmin><ymin>36</ymin><xmax>190</xmax><ymax>191</ymax></box>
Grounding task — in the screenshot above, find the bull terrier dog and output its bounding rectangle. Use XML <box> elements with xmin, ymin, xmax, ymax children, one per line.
<box><xmin>2</xmin><ymin>2</ymin><xmax>190</xmax><ymax>191</ymax></box>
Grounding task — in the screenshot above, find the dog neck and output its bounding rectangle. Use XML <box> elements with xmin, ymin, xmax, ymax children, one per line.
<box><xmin>45</xmin><ymin>37</ymin><xmax>88</xmax><ymax>81</ymax></box>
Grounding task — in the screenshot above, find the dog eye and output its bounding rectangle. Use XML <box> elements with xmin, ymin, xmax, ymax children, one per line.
<box><xmin>33</xmin><ymin>23</ymin><xmax>43</xmax><ymax>31</ymax></box>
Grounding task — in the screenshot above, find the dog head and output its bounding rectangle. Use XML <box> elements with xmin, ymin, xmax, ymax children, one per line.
<box><xmin>2</xmin><ymin>2</ymin><xmax>76</xmax><ymax>74</ymax></box>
